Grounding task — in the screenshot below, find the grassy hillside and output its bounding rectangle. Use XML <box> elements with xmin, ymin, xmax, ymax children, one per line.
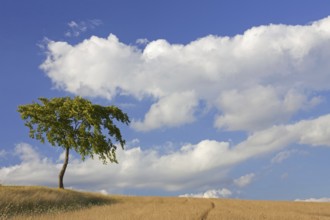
<box><xmin>0</xmin><ymin>185</ymin><xmax>115</xmax><ymax>219</ymax></box>
<box><xmin>1</xmin><ymin>185</ymin><xmax>330</xmax><ymax>220</ymax></box>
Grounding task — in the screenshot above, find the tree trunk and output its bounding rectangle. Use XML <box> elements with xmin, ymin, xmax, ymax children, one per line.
<box><xmin>59</xmin><ymin>147</ymin><xmax>69</xmax><ymax>189</ymax></box>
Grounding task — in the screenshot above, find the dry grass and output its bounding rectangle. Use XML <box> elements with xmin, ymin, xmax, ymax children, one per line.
<box><xmin>208</xmin><ymin>199</ymin><xmax>330</xmax><ymax>220</ymax></box>
<box><xmin>0</xmin><ymin>185</ymin><xmax>115</xmax><ymax>219</ymax></box>
<box><xmin>2</xmin><ymin>185</ymin><xmax>330</xmax><ymax>220</ymax></box>
<box><xmin>23</xmin><ymin>196</ymin><xmax>212</xmax><ymax>220</ymax></box>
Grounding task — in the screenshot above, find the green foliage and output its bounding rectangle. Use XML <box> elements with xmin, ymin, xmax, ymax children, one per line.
<box><xmin>18</xmin><ymin>96</ymin><xmax>130</xmax><ymax>163</ymax></box>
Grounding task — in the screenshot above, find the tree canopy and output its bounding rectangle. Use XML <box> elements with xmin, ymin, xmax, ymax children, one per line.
<box><xmin>18</xmin><ymin>96</ymin><xmax>130</xmax><ymax>188</ymax></box>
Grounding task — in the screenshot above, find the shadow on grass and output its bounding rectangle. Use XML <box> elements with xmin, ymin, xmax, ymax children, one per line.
<box><xmin>0</xmin><ymin>185</ymin><xmax>118</xmax><ymax>219</ymax></box>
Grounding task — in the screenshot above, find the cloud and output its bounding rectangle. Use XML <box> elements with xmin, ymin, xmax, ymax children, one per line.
<box><xmin>295</xmin><ymin>198</ymin><xmax>330</xmax><ymax>202</ymax></box>
<box><xmin>14</xmin><ymin>143</ymin><xmax>41</xmax><ymax>163</ymax></box>
<box><xmin>271</xmin><ymin>150</ymin><xmax>296</xmax><ymax>164</ymax></box>
<box><xmin>2</xmin><ymin>114</ymin><xmax>330</xmax><ymax>192</ymax></box>
<box><xmin>179</xmin><ymin>188</ymin><xmax>232</xmax><ymax>198</ymax></box>
<box><xmin>0</xmin><ymin>142</ymin><xmax>231</xmax><ymax>192</ymax></box>
<box><xmin>136</xmin><ymin>38</ymin><xmax>149</xmax><ymax>45</ymax></box>
<box><xmin>41</xmin><ymin>16</ymin><xmax>330</xmax><ymax>131</ymax></box>
<box><xmin>132</xmin><ymin>91</ymin><xmax>199</xmax><ymax>131</ymax></box>
<box><xmin>298</xmin><ymin>117</ymin><xmax>330</xmax><ymax>147</ymax></box>
<box><xmin>270</xmin><ymin>149</ymin><xmax>308</xmax><ymax>164</ymax></box>
<box><xmin>214</xmin><ymin>86</ymin><xmax>310</xmax><ymax>131</ymax></box>
<box><xmin>99</xmin><ymin>189</ymin><xmax>108</xmax><ymax>195</ymax></box>
<box><xmin>1</xmin><ymin>143</ymin><xmax>58</xmax><ymax>185</ymax></box>
<box><xmin>65</xmin><ymin>19</ymin><xmax>102</xmax><ymax>37</ymax></box>
<box><xmin>234</xmin><ymin>173</ymin><xmax>255</xmax><ymax>188</ymax></box>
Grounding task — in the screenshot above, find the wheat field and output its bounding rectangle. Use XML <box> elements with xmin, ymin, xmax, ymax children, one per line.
<box><xmin>1</xmin><ymin>186</ymin><xmax>330</xmax><ymax>220</ymax></box>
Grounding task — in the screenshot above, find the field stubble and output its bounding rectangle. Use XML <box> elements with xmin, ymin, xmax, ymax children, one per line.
<box><xmin>2</xmin><ymin>186</ymin><xmax>330</xmax><ymax>220</ymax></box>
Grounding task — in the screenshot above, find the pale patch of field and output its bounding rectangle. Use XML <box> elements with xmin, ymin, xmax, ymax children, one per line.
<box><xmin>2</xmin><ymin>186</ymin><xmax>330</xmax><ymax>220</ymax></box>
<box><xmin>209</xmin><ymin>199</ymin><xmax>330</xmax><ymax>220</ymax></box>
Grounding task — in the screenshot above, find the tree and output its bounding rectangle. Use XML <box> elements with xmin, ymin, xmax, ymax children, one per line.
<box><xmin>18</xmin><ymin>96</ymin><xmax>130</xmax><ymax>189</ymax></box>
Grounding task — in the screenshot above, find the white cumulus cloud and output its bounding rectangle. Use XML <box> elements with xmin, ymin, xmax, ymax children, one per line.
<box><xmin>179</xmin><ymin>188</ymin><xmax>232</xmax><ymax>198</ymax></box>
<box><xmin>295</xmin><ymin>198</ymin><xmax>330</xmax><ymax>202</ymax></box>
<box><xmin>41</xmin><ymin>16</ymin><xmax>330</xmax><ymax>131</ymax></box>
<box><xmin>2</xmin><ymin>114</ymin><xmax>330</xmax><ymax>192</ymax></box>
<box><xmin>214</xmin><ymin>86</ymin><xmax>309</xmax><ymax>131</ymax></box>
<box><xmin>234</xmin><ymin>173</ymin><xmax>255</xmax><ymax>188</ymax></box>
<box><xmin>132</xmin><ymin>91</ymin><xmax>199</xmax><ymax>131</ymax></box>
<box><xmin>15</xmin><ymin>143</ymin><xmax>42</xmax><ymax>163</ymax></box>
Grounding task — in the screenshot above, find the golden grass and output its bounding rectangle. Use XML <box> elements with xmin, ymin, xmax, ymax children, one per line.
<box><xmin>23</xmin><ymin>196</ymin><xmax>212</xmax><ymax>220</ymax></box>
<box><xmin>0</xmin><ymin>185</ymin><xmax>115</xmax><ymax>219</ymax></box>
<box><xmin>2</xmin><ymin>185</ymin><xmax>330</xmax><ymax>220</ymax></box>
<box><xmin>208</xmin><ymin>199</ymin><xmax>330</xmax><ymax>220</ymax></box>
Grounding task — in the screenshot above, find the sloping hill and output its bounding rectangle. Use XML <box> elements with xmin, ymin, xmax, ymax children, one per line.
<box><xmin>0</xmin><ymin>185</ymin><xmax>115</xmax><ymax>219</ymax></box>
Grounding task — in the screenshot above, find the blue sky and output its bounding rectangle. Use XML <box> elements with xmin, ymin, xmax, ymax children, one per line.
<box><xmin>1</xmin><ymin>0</ymin><xmax>330</xmax><ymax>201</ymax></box>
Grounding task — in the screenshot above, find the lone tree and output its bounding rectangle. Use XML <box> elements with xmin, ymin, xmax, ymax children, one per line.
<box><xmin>18</xmin><ymin>96</ymin><xmax>130</xmax><ymax>189</ymax></box>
